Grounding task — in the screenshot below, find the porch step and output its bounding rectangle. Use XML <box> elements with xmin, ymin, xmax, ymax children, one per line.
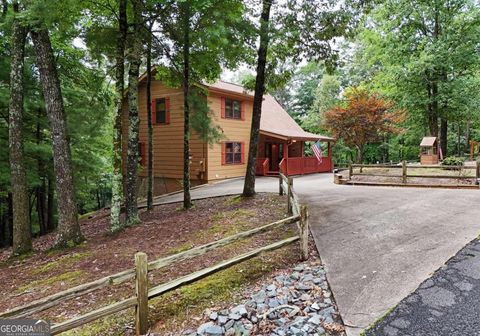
<box><xmin>265</xmin><ymin>171</ymin><xmax>279</xmax><ymax>176</ymax></box>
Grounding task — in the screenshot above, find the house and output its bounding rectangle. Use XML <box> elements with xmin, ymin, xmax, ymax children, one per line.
<box><xmin>122</xmin><ymin>78</ymin><xmax>334</xmax><ymax>195</ymax></box>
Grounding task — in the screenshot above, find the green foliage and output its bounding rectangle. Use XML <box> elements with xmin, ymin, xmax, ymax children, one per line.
<box><xmin>441</xmin><ymin>156</ymin><xmax>465</xmax><ymax>166</ymax></box>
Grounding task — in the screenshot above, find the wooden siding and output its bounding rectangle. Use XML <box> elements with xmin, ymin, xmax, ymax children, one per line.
<box><xmin>206</xmin><ymin>92</ymin><xmax>253</xmax><ymax>181</ymax></box>
<box><xmin>122</xmin><ymin>81</ymin><xmax>206</xmax><ymax>180</ymax></box>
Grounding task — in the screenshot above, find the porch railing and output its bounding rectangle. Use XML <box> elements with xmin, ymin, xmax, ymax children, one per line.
<box><xmin>255</xmin><ymin>158</ymin><xmax>269</xmax><ymax>176</ymax></box>
<box><xmin>280</xmin><ymin>157</ymin><xmax>332</xmax><ymax>176</ymax></box>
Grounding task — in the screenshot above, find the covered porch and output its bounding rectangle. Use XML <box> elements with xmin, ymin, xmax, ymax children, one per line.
<box><xmin>255</xmin><ymin>131</ymin><xmax>333</xmax><ymax>176</ymax></box>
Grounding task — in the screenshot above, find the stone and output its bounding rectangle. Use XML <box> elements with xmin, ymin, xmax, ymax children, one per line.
<box><xmin>311</xmin><ymin>302</ymin><xmax>320</xmax><ymax>310</ymax></box>
<box><xmin>217</xmin><ymin>315</ymin><xmax>228</xmax><ymax>325</ymax></box>
<box><xmin>308</xmin><ymin>314</ymin><xmax>322</xmax><ymax>325</ymax></box>
<box><xmin>291</xmin><ymin>272</ymin><xmax>300</xmax><ymax>280</ymax></box>
<box><xmin>300</xmin><ymin>293</ymin><xmax>311</xmax><ymax>301</ymax></box>
<box><xmin>225</xmin><ymin>328</ymin><xmax>235</xmax><ymax>336</ymax></box>
<box><xmin>294</xmin><ymin>265</ymin><xmax>305</xmax><ymax>272</ymax></box>
<box><xmin>197</xmin><ymin>322</ymin><xmax>214</xmax><ymax>334</ymax></box>
<box><xmin>295</xmin><ymin>283</ymin><xmax>312</xmax><ymax>291</ymax></box>
<box><xmin>228</xmin><ymin>312</ymin><xmax>241</xmax><ymax>321</ymax></box>
<box><xmin>251</xmin><ymin>290</ymin><xmax>267</xmax><ymax>304</ymax></box>
<box><xmin>231</xmin><ymin>304</ymin><xmax>248</xmax><ymax>317</ymax></box>
<box><xmin>267</xmin><ymin>289</ymin><xmax>277</xmax><ymax>298</ymax></box>
<box><xmin>209</xmin><ymin>311</ymin><xmax>218</xmax><ymax>321</ymax></box>
<box><xmin>204</xmin><ymin>325</ymin><xmax>223</xmax><ymax>336</ymax></box>
<box><xmin>268</xmin><ymin>299</ymin><xmax>280</xmax><ymax>308</ymax></box>
<box><xmin>224</xmin><ymin>319</ymin><xmax>234</xmax><ymax>330</ymax></box>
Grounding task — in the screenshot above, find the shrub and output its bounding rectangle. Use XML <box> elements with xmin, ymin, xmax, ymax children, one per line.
<box><xmin>441</xmin><ymin>156</ymin><xmax>465</xmax><ymax>166</ymax></box>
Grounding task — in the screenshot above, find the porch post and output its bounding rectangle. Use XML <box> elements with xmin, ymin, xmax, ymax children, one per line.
<box><xmin>284</xmin><ymin>142</ymin><xmax>289</xmax><ymax>175</ymax></box>
<box><xmin>328</xmin><ymin>142</ymin><xmax>332</xmax><ymax>172</ymax></box>
<box><xmin>301</xmin><ymin>141</ymin><xmax>305</xmax><ymax>174</ymax></box>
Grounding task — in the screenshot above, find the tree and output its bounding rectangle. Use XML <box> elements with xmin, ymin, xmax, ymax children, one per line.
<box><xmin>31</xmin><ymin>28</ymin><xmax>84</xmax><ymax>247</ymax></box>
<box><xmin>324</xmin><ymin>87</ymin><xmax>403</xmax><ymax>163</ymax></box>
<box><xmin>242</xmin><ymin>0</ymin><xmax>360</xmax><ymax>196</ymax></box>
<box><xmin>110</xmin><ymin>0</ymin><xmax>127</xmax><ymax>232</ymax></box>
<box><xmin>124</xmin><ymin>0</ymin><xmax>143</xmax><ymax>225</ymax></box>
<box><xmin>303</xmin><ymin>74</ymin><xmax>341</xmax><ymax>133</ymax></box>
<box><xmin>361</xmin><ymin>0</ymin><xmax>480</xmax><ymax>157</ymax></box>
<box><xmin>242</xmin><ymin>0</ymin><xmax>273</xmax><ymax>197</ymax></box>
<box><xmin>9</xmin><ymin>1</ymin><xmax>31</xmax><ymax>255</ymax></box>
<box><xmin>154</xmin><ymin>0</ymin><xmax>252</xmax><ymax>209</ymax></box>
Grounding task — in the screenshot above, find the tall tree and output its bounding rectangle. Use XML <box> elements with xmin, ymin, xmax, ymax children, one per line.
<box><xmin>9</xmin><ymin>2</ymin><xmax>31</xmax><ymax>255</ymax></box>
<box><xmin>110</xmin><ymin>0</ymin><xmax>127</xmax><ymax>232</ymax></box>
<box><xmin>243</xmin><ymin>0</ymin><xmax>358</xmax><ymax>195</ymax></box>
<box><xmin>146</xmin><ymin>20</ymin><xmax>154</xmax><ymax>211</ymax></box>
<box><xmin>242</xmin><ymin>0</ymin><xmax>272</xmax><ymax>197</ymax></box>
<box><xmin>124</xmin><ymin>0</ymin><xmax>143</xmax><ymax>225</ymax></box>
<box><xmin>154</xmin><ymin>0</ymin><xmax>252</xmax><ymax>209</ymax></box>
<box><xmin>361</xmin><ymin>0</ymin><xmax>480</xmax><ymax>157</ymax></box>
<box><xmin>31</xmin><ymin>28</ymin><xmax>83</xmax><ymax>247</ymax></box>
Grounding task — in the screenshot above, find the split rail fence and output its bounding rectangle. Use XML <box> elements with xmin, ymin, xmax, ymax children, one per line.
<box><xmin>348</xmin><ymin>161</ymin><xmax>480</xmax><ymax>184</ymax></box>
<box><xmin>0</xmin><ymin>175</ymin><xmax>308</xmax><ymax>335</ymax></box>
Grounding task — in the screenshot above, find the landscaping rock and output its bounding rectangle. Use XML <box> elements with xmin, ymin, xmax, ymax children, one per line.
<box><xmin>183</xmin><ymin>262</ymin><xmax>345</xmax><ymax>336</ymax></box>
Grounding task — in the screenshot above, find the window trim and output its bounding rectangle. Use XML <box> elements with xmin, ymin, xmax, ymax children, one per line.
<box><xmin>221</xmin><ymin>141</ymin><xmax>245</xmax><ymax>165</ymax></box>
<box><xmin>221</xmin><ymin>97</ymin><xmax>245</xmax><ymax>121</ymax></box>
<box><xmin>151</xmin><ymin>97</ymin><xmax>170</xmax><ymax>125</ymax></box>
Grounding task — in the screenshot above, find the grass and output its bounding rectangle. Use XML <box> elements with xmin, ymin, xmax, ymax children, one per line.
<box><xmin>17</xmin><ymin>270</ymin><xmax>84</xmax><ymax>293</ymax></box>
<box><xmin>224</xmin><ymin>195</ymin><xmax>244</xmax><ymax>206</ymax></box>
<box><xmin>32</xmin><ymin>252</ymin><xmax>91</xmax><ymax>275</ymax></box>
<box><xmin>61</xmin><ymin>254</ymin><xmax>282</xmax><ymax>335</ymax></box>
<box><xmin>360</xmin><ymin>304</ymin><xmax>398</xmax><ymax>335</ymax></box>
<box><xmin>149</xmin><ymin>256</ymin><xmax>275</xmax><ymax>332</ymax></box>
<box><xmin>167</xmin><ymin>242</ymin><xmax>194</xmax><ymax>255</ymax></box>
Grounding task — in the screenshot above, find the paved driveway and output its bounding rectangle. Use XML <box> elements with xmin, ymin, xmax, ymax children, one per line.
<box><xmin>152</xmin><ymin>174</ymin><xmax>480</xmax><ymax>335</ymax></box>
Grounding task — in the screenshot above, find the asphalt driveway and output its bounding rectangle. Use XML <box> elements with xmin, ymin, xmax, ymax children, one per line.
<box><xmin>152</xmin><ymin>174</ymin><xmax>480</xmax><ymax>335</ymax></box>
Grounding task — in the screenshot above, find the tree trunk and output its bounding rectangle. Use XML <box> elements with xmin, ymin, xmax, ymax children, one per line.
<box><xmin>9</xmin><ymin>3</ymin><xmax>31</xmax><ymax>255</ymax></box>
<box><xmin>146</xmin><ymin>22</ymin><xmax>154</xmax><ymax>211</ymax></box>
<box><xmin>457</xmin><ymin>123</ymin><xmax>461</xmax><ymax>157</ymax></box>
<box><xmin>182</xmin><ymin>2</ymin><xmax>192</xmax><ymax>209</ymax></box>
<box><xmin>110</xmin><ymin>0</ymin><xmax>127</xmax><ymax>232</ymax></box>
<box><xmin>440</xmin><ymin>118</ymin><xmax>447</xmax><ymax>157</ymax></box>
<box><xmin>31</xmin><ymin>29</ymin><xmax>83</xmax><ymax>247</ymax></box>
<box><xmin>242</xmin><ymin>0</ymin><xmax>273</xmax><ymax>197</ymax></box>
<box><xmin>125</xmin><ymin>0</ymin><xmax>142</xmax><ymax>225</ymax></box>
<box><xmin>465</xmin><ymin>121</ymin><xmax>470</xmax><ymax>154</ymax></box>
<box><xmin>46</xmin><ymin>172</ymin><xmax>55</xmax><ymax>232</ymax></box>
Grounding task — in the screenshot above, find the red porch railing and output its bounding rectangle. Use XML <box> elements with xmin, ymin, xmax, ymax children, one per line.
<box><xmin>279</xmin><ymin>156</ymin><xmax>332</xmax><ymax>176</ymax></box>
<box><xmin>255</xmin><ymin>158</ymin><xmax>269</xmax><ymax>176</ymax></box>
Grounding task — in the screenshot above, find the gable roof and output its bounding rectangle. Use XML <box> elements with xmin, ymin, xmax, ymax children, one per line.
<box><xmin>420</xmin><ymin>136</ymin><xmax>437</xmax><ymax>147</ymax></box>
<box><xmin>206</xmin><ymin>81</ymin><xmax>334</xmax><ymax>142</ymax></box>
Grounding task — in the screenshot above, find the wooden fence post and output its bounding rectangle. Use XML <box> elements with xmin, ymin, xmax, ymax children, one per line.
<box><xmin>476</xmin><ymin>160</ymin><xmax>480</xmax><ymax>183</ymax></box>
<box><xmin>348</xmin><ymin>163</ymin><xmax>353</xmax><ymax>180</ymax></box>
<box><xmin>135</xmin><ymin>252</ymin><xmax>148</xmax><ymax>336</ymax></box>
<box><xmin>402</xmin><ymin>160</ymin><xmax>407</xmax><ymax>184</ymax></box>
<box><xmin>287</xmin><ymin>177</ymin><xmax>293</xmax><ymax>215</ymax></box>
<box><xmin>299</xmin><ymin>205</ymin><xmax>309</xmax><ymax>261</ymax></box>
<box><xmin>279</xmin><ymin>175</ymin><xmax>284</xmax><ymax>196</ymax></box>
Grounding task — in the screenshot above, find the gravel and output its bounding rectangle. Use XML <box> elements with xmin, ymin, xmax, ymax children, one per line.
<box><xmin>184</xmin><ymin>262</ymin><xmax>345</xmax><ymax>336</ymax></box>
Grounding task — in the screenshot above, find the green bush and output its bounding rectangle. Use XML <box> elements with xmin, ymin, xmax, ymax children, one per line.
<box><xmin>441</xmin><ymin>156</ymin><xmax>465</xmax><ymax>166</ymax></box>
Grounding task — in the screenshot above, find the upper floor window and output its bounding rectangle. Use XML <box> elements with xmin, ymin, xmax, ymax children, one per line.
<box><xmin>151</xmin><ymin>97</ymin><xmax>170</xmax><ymax>125</ymax></box>
<box><xmin>221</xmin><ymin>98</ymin><xmax>244</xmax><ymax>120</ymax></box>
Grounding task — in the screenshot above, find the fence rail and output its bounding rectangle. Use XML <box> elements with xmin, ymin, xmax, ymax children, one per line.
<box><xmin>348</xmin><ymin>160</ymin><xmax>480</xmax><ymax>185</ymax></box>
<box><xmin>2</xmin><ymin>179</ymin><xmax>309</xmax><ymax>335</ymax></box>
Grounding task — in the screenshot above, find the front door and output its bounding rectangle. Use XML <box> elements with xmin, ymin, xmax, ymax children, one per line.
<box><xmin>265</xmin><ymin>143</ymin><xmax>284</xmax><ymax>171</ymax></box>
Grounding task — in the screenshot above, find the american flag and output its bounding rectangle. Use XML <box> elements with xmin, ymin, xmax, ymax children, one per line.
<box><xmin>311</xmin><ymin>140</ymin><xmax>322</xmax><ymax>163</ymax></box>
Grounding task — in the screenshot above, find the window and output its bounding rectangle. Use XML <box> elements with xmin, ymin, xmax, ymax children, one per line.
<box><xmin>138</xmin><ymin>142</ymin><xmax>146</xmax><ymax>166</ymax></box>
<box><xmin>151</xmin><ymin>97</ymin><xmax>170</xmax><ymax>124</ymax></box>
<box><xmin>221</xmin><ymin>98</ymin><xmax>243</xmax><ymax>120</ymax></box>
<box><xmin>222</xmin><ymin>142</ymin><xmax>244</xmax><ymax>165</ymax></box>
